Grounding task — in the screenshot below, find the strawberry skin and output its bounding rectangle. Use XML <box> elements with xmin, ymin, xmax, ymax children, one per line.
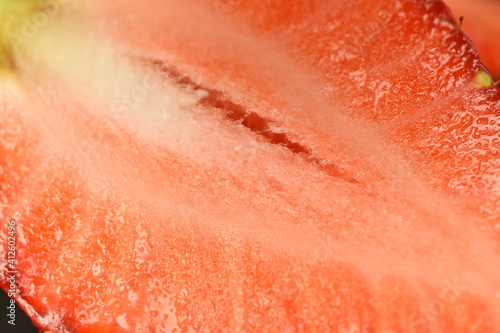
<box><xmin>445</xmin><ymin>0</ymin><xmax>500</xmax><ymax>79</ymax></box>
<box><xmin>1</xmin><ymin>0</ymin><xmax>500</xmax><ymax>332</ymax></box>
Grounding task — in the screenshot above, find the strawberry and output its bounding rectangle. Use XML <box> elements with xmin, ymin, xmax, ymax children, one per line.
<box><xmin>1</xmin><ymin>0</ymin><xmax>499</xmax><ymax>332</ymax></box>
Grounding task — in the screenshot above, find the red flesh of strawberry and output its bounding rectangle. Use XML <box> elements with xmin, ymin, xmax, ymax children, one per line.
<box><xmin>1</xmin><ymin>0</ymin><xmax>500</xmax><ymax>332</ymax></box>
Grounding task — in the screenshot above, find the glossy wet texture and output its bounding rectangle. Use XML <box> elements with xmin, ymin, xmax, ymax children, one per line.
<box><xmin>1</xmin><ymin>0</ymin><xmax>500</xmax><ymax>332</ymax></box>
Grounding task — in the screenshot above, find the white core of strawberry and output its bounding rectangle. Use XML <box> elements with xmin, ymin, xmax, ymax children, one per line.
<box><xmin>13</xmin><ymin>15</ymin><xmax>212</xmax><ymax>145</ymax></box>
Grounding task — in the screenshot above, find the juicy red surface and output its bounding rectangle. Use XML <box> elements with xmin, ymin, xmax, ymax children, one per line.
<box><xmin>1</xmin><ymin>0</ymin><xmax>500</xmax><ymax>332</ymax></box>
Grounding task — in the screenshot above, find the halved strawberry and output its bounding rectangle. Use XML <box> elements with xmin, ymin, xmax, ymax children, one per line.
<box><xmin>1</xmin><ymin>0</ymin><xmax>499</xmax><ymax>332</ymax></box>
